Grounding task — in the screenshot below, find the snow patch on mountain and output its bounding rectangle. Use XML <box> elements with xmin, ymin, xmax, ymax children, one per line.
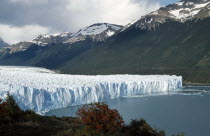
<box><xmin>147</xmin><ymin>18</ymin><xmax>153</xmax><ymax>23</ymax></box>
<box><xmin>107</xmin><ymin>30</ymin><xmax>115</xmax><ymax>37</ymax></box>
<box><xmin>75</xmin><ymin>24</ymin><xmax>107</xmax><ymax>36</ymax></box>
<box><xmin>177</xmin><ymin>1</ymin><xmax>184</xmax><ymax>6</ymax></box>
<box><xmin>32</xmin><ymin>32</ymin><xmax>73</xmax><ymax>46</ymax></box>
<box><xmin>29</xmin><ymin>23</ymin><xmax>122</xmax><ymax>45</ymax></box>
<box><xmin>64</xmin><ymin>23</ymin><xmax>122</xmax><ymax>44</ymax></box>
<box><xmin>120</xmin><ymin>0</ymin><xmax>210</xmax><ymax>32</ymax></box>
<box><xmin>74</xmin><ymin>23</ymin><xmax>122</xmax><ymax>36</ymax></box>
<box><xmin>169</xmin><ymin>1</ymin><xmax>210</xmax><ymax>21</ymax></box>
<box><xmin>0</xmin><ymin>66</ymin><xmax>182</xmax><ymax>114</ymax></box>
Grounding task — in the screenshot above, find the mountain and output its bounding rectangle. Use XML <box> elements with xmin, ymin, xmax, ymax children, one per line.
<box><xmin>59</xmin><ymin>0</ymin><xmax>210</xmax><ymax>83</ymax></box>
<box><xmin>0</xmin><ymin>23</ymin><xmax>122</xmax><ymax>68</ymax></box>
<box><xmin>0</xmin><ymin>37</ymin><xmax>9</xmax><ymax>48</ymax></box>
<box><xmin>0</xmin><ymin>0</ymin><xmax>210</xmax><ymax>83</ymax></box>
<box><xmin>3</xmin><ymin>23</ymin><xmax>122</xmax><ymax>53</ymax></box>
<box><xmin>32</xmin><ymin>32</ymin><xmax>73</xmax><ymax>45</ymax></box>
<box><xmin>66</xmin><ymin>23</ymin><xmax>122</xmax><ymax>43</ymax></box>
<box><xmin>33</xmin><ymin>23</ymin><xmax>122</xmax><ymax>45</ymax></box>
<box><xmin>121</xmin><ymin>0</ymin><xmax>210</xmax><ymax>32</ymax></box>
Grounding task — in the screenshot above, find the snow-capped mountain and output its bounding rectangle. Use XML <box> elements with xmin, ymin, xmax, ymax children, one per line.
<box><xmin>122</xmin><ymin>0</ymin><xmax>210</xmax><ymax>31</ymax></box>
<box><xmin>7</xmin><ymin>23</ymin><xmax>122</xmax><ymax>52</ymax></box>
<box><xmin>32</xmin><ymin>23</ymin><xmax>121</xmax><ymax>45</ymax></box>
<box><xmin>168</xmin><ymin>0</ymin><xmax>210</xmax><ymax>21</ymax></box>
<box><xmin>0</xmin><ymin>0</ymin><xmax>210</xmax><ymax>78</ymax></box>
<box><xmin>8</xmin><ymin>41</ymin><xmax>35</xmax><ymax>53</ymax></box>
<box><xmin>9</xmin><ymin>33</ymin><xmax>74</xmax><ymax>53</ymax></box>
<box><xmin>65</xmin><ymin>23</ymin><xmax>122</xmax><ymax>43</ymax></box>
<box><xmin>33</xmin><ymin>23</ymin><xmax>122</xmax><ymax>45</ymax></box>
<box><xmin>0</xmin><ymin>37</ymin><xmax>9</xmax><ymax>48</ymax></box>
<box><xmin>32</xmin><ymin>32</ymin><xmax>73</xmax><ymax>45</ymax></box>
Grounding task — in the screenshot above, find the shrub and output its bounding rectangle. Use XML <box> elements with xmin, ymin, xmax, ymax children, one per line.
<box><xmin>172</xmin><ymin>134</ymin><xmax>185</xmax><ymax>136</ymax></box>
<box><xmin>125</xmin><ymin>119</ymin><xmax>165</xmax><ymax>136</ymax></box>
<box><xmin>76</xmin><ymin>102</ymin><xmax>124</xmax><ymax>134</ymax></box>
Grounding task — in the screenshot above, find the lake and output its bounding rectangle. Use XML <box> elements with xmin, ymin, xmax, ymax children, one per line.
<box><xmin>46</xmin><ymin>85</ymin><xmax>210</xmax><ymax>136</ymax></box>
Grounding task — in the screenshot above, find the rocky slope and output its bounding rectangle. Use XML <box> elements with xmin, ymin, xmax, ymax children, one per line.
<box><xmin>59</xmin><ymin>0</ymin><xmax>210</xmax><ymax>83</ymax></box>
<box><xmin>5</xmin><ymin>23</ymin><xmax>122</xmax><ymax>53</ymax></box>
<box><xmin>121</xmin><ymin>0</ymin><xmax>210</xmax><ymax>31</ymax></box>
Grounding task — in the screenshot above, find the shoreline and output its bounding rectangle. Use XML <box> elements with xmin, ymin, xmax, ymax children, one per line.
<box><xmin>183</xmin><ymin>82</ymin><xmax>210</xmax><ymax>86</ymax></box>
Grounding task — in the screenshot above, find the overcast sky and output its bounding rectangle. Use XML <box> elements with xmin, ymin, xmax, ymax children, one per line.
<box><xmin>0</xmin><ymin>0</ymin><xmax>178</xmax><ymax>44</ymax></box>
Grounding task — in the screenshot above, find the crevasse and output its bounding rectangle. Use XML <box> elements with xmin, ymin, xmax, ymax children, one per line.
<box><xmin>0</xmin><ymin>67</ymin><xmax>182</xmax><ymax>114</ymax></box>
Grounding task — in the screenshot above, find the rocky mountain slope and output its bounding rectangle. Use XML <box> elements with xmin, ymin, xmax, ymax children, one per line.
<box><xmin>4</xmin><ymin>23</ymin><xmax>122</xmax><ymax>53</ymax></box>
<box><xmin>0</xmin><ymin>23</ymin><xmax>122</xmax><ymax>68</ymax></box>
<box><xmin>60</xmin><ymin>17</ymin><xmax>210</xmax><ymax>83</ymax></box>
<box><xmin>59</xmin><ymin>0</ymin><xmax>210</xmax><ymax>83</ymax></box>
<box><xmin>121</xmin><ymin>0</ymin><xmax>210</xmax><ymax>32</ymax></box>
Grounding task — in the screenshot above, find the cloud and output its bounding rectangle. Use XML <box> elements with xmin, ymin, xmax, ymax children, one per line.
<box><xmin>0</xmin><ymin>24</ymin><xmax>50</xmax><ymax>44</ymax></box>
<box><xmin>65</xmin><ymin>0</ymin><xmax>160</xmax><ymax>28</ymax></box>
<box><xmin>0</xmin><ymin>0</ymin><xmax>178</xmax><ymax>43</ymax></box>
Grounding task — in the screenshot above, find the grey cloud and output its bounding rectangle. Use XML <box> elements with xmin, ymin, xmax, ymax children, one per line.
<box><xmin>0</xmin><ymin>0</ymin><xmax>70</xmax><ymax>32</ymax></box>
<box><xmin>0</xmin><ymin>0</ymin><xmax>164</xmax><ymax>32</ymax></box>
<box><xmin>0</xmin><ymin>0</ymin><xmax>178</xmax><ymax>43</ymax></box>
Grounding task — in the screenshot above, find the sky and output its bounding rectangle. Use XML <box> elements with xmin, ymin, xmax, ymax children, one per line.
<box><xmin>0</xmin><ymin>0</ymin><xmax>179</xmax><ymax>44</ymax></box>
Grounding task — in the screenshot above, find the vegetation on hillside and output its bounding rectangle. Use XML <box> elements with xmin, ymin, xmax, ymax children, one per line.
<box><xmin>0</xmin><ymin>94</ymin><xmax>185</xmax><ymax>136</ymax></box>
<box><xmin>59</xmin><ymin>18</ymin><xmax>210</xmax><ymax>83</ymax></box>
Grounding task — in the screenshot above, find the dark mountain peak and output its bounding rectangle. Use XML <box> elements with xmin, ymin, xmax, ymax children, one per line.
<box><xmin>121</xmin><ymin>0</ymin><xmax>210</xmax><ymax>32</ymax></box>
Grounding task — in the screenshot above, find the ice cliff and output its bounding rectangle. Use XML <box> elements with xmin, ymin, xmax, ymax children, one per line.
<box><xmin>0</xmin><ymin>66</ymin><xmax>182</xmax><ymax>114</ymax></box>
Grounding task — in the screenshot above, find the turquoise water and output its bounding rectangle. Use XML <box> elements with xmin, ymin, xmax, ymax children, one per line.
<box><xmin>46</xmin><ymin>85</ymin><xmax>210</xmax><ymax>136</ymax></box>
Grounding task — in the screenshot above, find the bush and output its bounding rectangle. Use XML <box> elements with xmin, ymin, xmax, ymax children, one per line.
<box><xmin>76</xmin><ymin>102</ymin><xmax>124</xmax><ymax>134</ymax></box>
<box><xmin>123</xmin><ymin>119</ymin><xmax>165</xmax><ymax>136</ymax></box>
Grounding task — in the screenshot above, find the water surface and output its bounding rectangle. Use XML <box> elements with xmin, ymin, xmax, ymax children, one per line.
<box><xmin>46</xmin><ymin>85</ymin><xmax>210</xmax><ymax>136</ymax></box>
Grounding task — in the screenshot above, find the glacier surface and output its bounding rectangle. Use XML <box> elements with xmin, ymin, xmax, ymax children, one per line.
<box><xmin>0</xmin><ymin>66</ymin><xmax>182</xmax><ymax>114</ymax></box>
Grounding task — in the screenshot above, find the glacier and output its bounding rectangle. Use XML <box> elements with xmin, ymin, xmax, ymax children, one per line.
<box><xmin>0</xmin><ymin>66</ymin><xmax>182</xmax><ymax>114</ymax></box>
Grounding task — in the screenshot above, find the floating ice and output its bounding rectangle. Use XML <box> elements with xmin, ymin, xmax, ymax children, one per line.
<box><xmin>0</xmin><ymin>66</ymin><xmax>182</xmax><ymax>114</ymax></box>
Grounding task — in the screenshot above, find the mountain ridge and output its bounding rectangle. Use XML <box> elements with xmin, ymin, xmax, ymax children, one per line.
<box><xmin>120</xmin><ymin>0</ymin><xmax>210</xmax><ymax>32</ymax></box>
<box><xmin>0</xmin><ymin>0</ymin><xmax>210</xmax><ymax>83</ymax></box>
<box><xmin>3</xmin><ymin>23</ymin><xmax>122</xmax><ymax>53</ymax></box>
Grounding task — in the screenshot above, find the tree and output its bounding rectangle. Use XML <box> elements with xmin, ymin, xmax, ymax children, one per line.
<box><xmin>0</xmin><ymin>94</ymin><xmax>21</xmax><ymax>122</ymax></box>
<box><xmin>76</xmin><ymin>102</ymin><xmax>124</xmax><ymax>134</ymax></box>
<box><xmin>0</xmin><ymin>98</ymin><xmax>7</xmax><ymax>118</ymax></box>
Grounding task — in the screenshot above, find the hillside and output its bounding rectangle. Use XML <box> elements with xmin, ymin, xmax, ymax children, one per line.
<box><xmin>59</xmin><ymin>17</ymin><xmax>210</xmax><ymax>83</ymax></box>
<box><xmin>0</xmin><ymin>23</ymin><xmax>122</xmax><ymax>68</ymax></box>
